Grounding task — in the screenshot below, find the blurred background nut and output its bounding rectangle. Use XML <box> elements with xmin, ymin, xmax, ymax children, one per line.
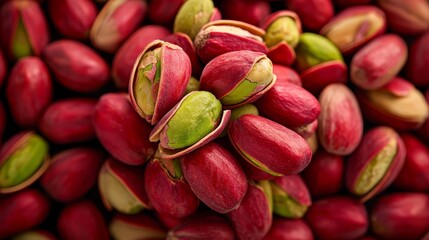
<box><xmin>285</xmin><ymin>0</ymin><xmax>334</xmax><ymax>31</ymax></box>
<box><xmin>90</xmin><ymin>0</ymin><xmax>147</xmax><ymax>53</ymax></box>
<box><xmin>220</xmin><ymin>0</ymin><xmax>270</xmax><ymax>27</ymax></box>
<box><xmin>109</xmin><ymin>213</ymin><xmax>167</xmax><ymax>240</ymax></box>
<box><xmin>262</xmin><ymin>218</ymin><xmax>314</xmax><ymax>240</ymax></box>
<box><xmin>407</xmin><ymin>31</ymin><xmax>429</xmax><ymax>87</ymax></box>
<box><xmin>148</xmin><ymin>0</ymin><xmax>184</xmax><ymax>26</ymax></box>
<box><xmin>0</xmin><ymin>0</ymin><xmax>50</xmax><ymax>60</ymax></box>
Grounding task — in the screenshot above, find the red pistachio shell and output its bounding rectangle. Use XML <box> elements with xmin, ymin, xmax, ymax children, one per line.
<box><xmin>320</xmin><ymin>6</ymin><xmax>386</xmax><ymax>54</ymax></box>
<box><xmin>267</xmin><ymin>43</ymin><xmax>296</xmax><ymax>66</ymax></box>
<box><xmin>229</xmin><ymin>114</ymin><xmax>312</xmax><ymax>176</ymax></box>
<box><xmin>164</xmin><ymin>32</ymin><xmax>203</xmax><ymax>78</ymax></box>
<box><xmin>351</xmin><ymin>34</ymin><xmax>407</xmax><ymax>90</ymax></box>
<box><xmin>273</xmin><ymin>64</ymin><xmax>302</xmax><ymax>86</ymax></box>
<box><xmin>228</xmin><ymin>182</ymin><xmax>273</xmax><ymax>240</ymax></box>
<box><xmin>393</xmin><ymin>134</ymin><xmax>429</xmax><ymax>191</ymax></box>
<box><xmin>110</xmin><ymin>213</ymin><xmax>167</xmax><ymax>240</ymax></box>
<box><xmin>167</xmin><ymin>213</ymin><xmax>235</xmax><ymax>240</ymax></box>
<box><xmin>6</xmin><ymin>57</ymin><xmax>52</xmax><ymax>128</ymax></box>
<box><xmin>302</xmin><ymin>150</ymin><xmax>344</xmax><ymax>198</ymax></box>
<box><xmin>194</xmin><ymin>20</ymin><xmax>268</xmax><ymax>64</ymax></box>
<box><xmin>155</xmin><ymin>211</ymin><xmax>183</xmax><ymax>230</ymax></box>
<box><xmin>148</xmin><ymin>0</ymin><xmax>184</xmax><ymax>26</ymax></box>
<box><xmin>48</xmin><ymin>0</ymin><xmax>97</xmax><ymax>39</ymax></box>
<box><xmin>371</xmin><ymin>193</ymin><xmax>429</xmax><ymax>240</ymax></box>
<box><xmin>407</xmin><ymin>32</ymin><xmax>429</xmax><ymax>87</ymax></box>
<box><xmin>318</xmin><ymin>83</ymin><xmax>363</xmax><ymax>155</ymax></box>
<box><xmin>305</xmin><ymin>196</ymin><xmax>368</xmax><ymax>240</ymax></box>
<box><xmin>40</xmin><ymin>147</ymin><xmax>104</xmax><ymax>203</ymax></box>
<box><xmin>38</xmin><ymin>98</ymin><xmax>97</xmax><ymax>144</ymax></box>
<box><xmin>300</xmin><ymin>60</ymin><xmax>347</xmax><ymax>95</ymax></box>
<box><xmin>334</xmin><ymin>0</ymin><xmax>373</xmax><ymax>8</ymax></box>
<box><xmin>256</xmin><ymin>80</ymin><xmax>320</xmax><ymax>128</ymax></box>
<box><xmin>93</xmin><ymin>93</ymin><xmax>156</xmax><ymax>165</ymax></box>
<box><xmin>0</xmin><ymin>189</ymin><xmax>50</xmax><ymax>239</ymax></box>
<box><xmin>144</xmin><ymin>158</ymin><xmax>199</xmax><ymax>218</ymax></box>
<box><xmin>129</xmin><ymin>40</ymin><xmax>192</xmax><ymax>126</ymax></box>
<box><xmin>263</xmin><ymin>219</ymin><xmax>314</xmax><ymax>240</ymax></box>
<box><xmin>58</xmin><ymin>201</ymin><xmax>109</xmax><ymax>240</ymax></box>
<box><xmin>180</xmin><ymin>142</ymin><xmax>247</xmax><ymax>213</ymax></box>
<box><xmin>346</xmin><ymin>126</ymin><xmax>406</xmax><ymax>202</ymax></box>
<box><xmin>112</xmin><ymin>25</ymin><xmax>170</xmax><ymax>89</ymax></box>
<box><xmin>43</xmin><ymin>40</ymin><xmax>110</xmax><ymax>93</ymax></box>
<box><xmin>0</xmin><ymin>49</ymin><xmax>6</xmax><ymax>87</ymax></box>
<box><xmin>0</xmin><ymin>0</ymin><xmax>50</xmax><ymax>60</ymax></box>
<box><xmin>378</xmin><ymin>0</ymin><xmax>429</xmax><ymax>35</ymax></box>
<box><xmin>0</xmin><ymin>102</ymin><xmax>5</xmax><ymax>141</ymax></box>
<box><xmin>286</xmin><ymin>0</ymin><xmax>334</xmax><ymax>31</ymax></box>
<box><xmin>90</xmin><ymin>0</ymin><xmax>147</xmax><ymax>53</ymax></box>
<box><xmin>238</xmin><ymin>153</ymin><xmax>275</xmax><ymax>181</ymax></box>
<box><xmin>221</xmin><ymin>0</ymin><xmax>271</xmax><ymax>26</ymax></box>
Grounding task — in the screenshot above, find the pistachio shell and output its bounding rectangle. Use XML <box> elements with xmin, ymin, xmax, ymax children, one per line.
<box><xmin>263</xmin><ymin>219</ymin><xmax>314</xmax><ymax>240</ymax></box>
<box><xmin>109</xmin><ymin>213</ymin><xmax>167</xmax><ymax>240</ymax></box>
<box><xmin>300</xmin><ymin>61</ymin><xmax>348</xmax><ymax>95</ymax></box>
<box><xmin>286</xmin><ymin>0</ymin><xmax>334</xmax><ymax>31</ymax></box>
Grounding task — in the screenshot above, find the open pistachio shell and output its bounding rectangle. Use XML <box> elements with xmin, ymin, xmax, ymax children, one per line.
<box><xmin>200</xmin><ymin>50</ymin><xmax>276</xmax><ymax>108</ymax></box>
<box><xmin>300</xmin><ymin>60</ymin><xmax>347</xmax><ymax>95</ymax></box>
<box><xmin>0</xmin><ymin>132</ymin><xmax>49</xmax><ymax>194</ymax></box>
<box><xmin>98</xmin><ymin>158</ymin><xmax>151</xmax><ymax>214</ymax></box>
<box><xmin>150</xmin><ymin>91</ymin><xmax>231</xmax><ymax>159</ymax></box>
<box><xmin>129</xmin><ymin>40</ymin><xmax>191</xmax><ymax>125</ymax></box>
<box><xmin>320</xmin><ymin>6</ymin><xmax>386</xmax><ymax>54</ymax></box>
<box><xmin>346</xmin><ymin>126</ymin><xmax>406</xmax><ymax>202</ymax></box>
<box><xmin>194</xmin><ymin>20</ymin><xmax>268</xmax><ymax>63</ymax></box>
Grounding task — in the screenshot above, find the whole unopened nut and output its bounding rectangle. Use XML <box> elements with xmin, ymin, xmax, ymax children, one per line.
<box><xmin>407</xmin><ymin>32</ymin><xmax>429</xmax><ymax>87</ymax></box>
<box><xmin>180</xmin><ymin>142</ymin><xmax>247</xmax><ymax>213</ymax></box>
<box><xmin>318</xmin><ymin>83</ymin><xmax>363</xmax><ymax>155</ymax></box>
<box><xmin>286</xmin><ymin>0</ymin><xmax>334</xmax><ymax>31</ymax></box>
<box><xmin>43</xmin><ymin>40</ymin><xmax>110</xmax><ymax>93</ymax></box>
<box><xmin>220</xmin><ymin>0</ymin><xmax>270</xmax><ymax>26</ymax></box>
<box><xmin>346</xmin><ymin>126</ymin><xmax>406</xmax><ymax>202</ymax></box>
<box><xmin>6</xmin><ymin>56</ymin><xmax>52</xmax><ymax>128</ymax></box>
<box><xmin>351</xmin><ymin>34</ymin><xmax>407</xmax><ymax>90</ymax></box>
<box><xmin>263</xmin><ymin>219</ymin><xmax>314</xmax><ymax>240</ymax></box>
<box><xmin>273</xmin><ymin>64</ymin><xmax>301</xmax><ymax>86</ymax></box>
<box><xmin>38</xmin><ymin>98</ymin><xmax>97</xmax><ymax>144</ymax></box>
<box><xmin>148</xmin><ymin>0</ymin><xmax>183</xmax><ymax>26</ymax></box>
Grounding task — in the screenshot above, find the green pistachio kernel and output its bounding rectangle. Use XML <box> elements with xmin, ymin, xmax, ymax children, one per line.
<box><xmin>134</xmin><ymin>47</ymin><xmax>162</xmax><ymax>118</ymax></box>
<box><xmin>271</xmin><ymin>183</ymin><xmax>308</xmax><ymax>218</ymax></box>
<box><xmin>12</xmin><ymin>19</ymin><xmax>32</xmax><ymax>59</ymax></box>
<box><xmin>173</xmin><ymin>0</ymin><xmax>214</xmax><ymax>40</ymax></box>
<box><xmin>354</xmin><ymin>138</ymin><xmax>397</xmax><ymax>195</ymax></box>
<box><xmin>99</xmin><ymin>170</ymin><xmax>144</xmax><ymax>214</ymax></box>
<box><xmin>220</xmin><ymin>57</ymin><xmax>274</xmax><ymax>105</ymax></box>
<box><xmin>295</xmin><ymin>33</ymin><xmax>343</xmax><ymax>72</ymax></box>
<box><xmin>230</xmin><ymin>104</ymin><xmax>259</xmax><ymax>120</ymax></box>
<box><xmin>264</xmin><ymin>17</ymin><xmax>300</xmax><ymax>48</ymax></box>
<box><xmin>258</xmin><ymin>180</ymin><xmax>273</xmax><ymax>214</ymax></box>
<box><xmin>0</xmin><ymin>134</ymin><xmax>48</xmax><ymax>188</ymax></box>
<box><xmin>185</xmin><ymin>76</ymin><xmax>200</xmax><ymax>94</ymax></box>
<box><xmin>164</xmin><ymin>91</ymin><xmax>222</xmax><ymax>149</ymax></box>
<box><xmin>160</xmin><ymin>158</ymin><xmax>183</xmax><ymax>179</ymax></box>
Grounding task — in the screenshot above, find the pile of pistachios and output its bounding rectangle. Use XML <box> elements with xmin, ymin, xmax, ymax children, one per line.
<box><xmin>0</xmin><ymin>0</ymin><xmax>429</xmax><ymax>239</ymax></box>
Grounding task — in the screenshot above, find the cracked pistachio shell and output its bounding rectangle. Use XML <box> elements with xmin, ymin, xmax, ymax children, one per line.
<box><xmin>129</xmin><ymin>40</ymin><xmax>191</xmax><ymax>125</ymax></box>
<box><xmin>180</xmin><ymin>142</ymin><xmax>248</xmax><ymax>213</ymax></box>
<box><xmin>305</xmin><ymin>196</ymin><xmax>368</xmax><ymax>240</ymax></box>
<box><xmin>357</xmin><ymin>77</ymin><xmax>429</xmax><ymax>130</ymax></box>
<box><xmin>0</xmin><ymin>132</ymin><xmax>49</xmax><ymax>193</ymax></box>
<box><xmin>320</xmin><ymin>6</ymin><xmax>386</xmax><ymax>54</ymax></box>
<box><xmin>346</xmin><ymin>126</ymin><xmax>406</xmax><ymax>202</ymax></box>
<box><xmin>150</xmin><ymin>91</ymin><xmax>230</xmax><ymax>159</ymax></box>
<box><xmin>110</xmin><ymin>213</ymin><xmax>167</xmax><ymax>240</ymax></box>
<box><xmin>200</xmin><ymin>50</ymin><xmax>276</xmax><ymax>108</ymax></box>
<box><xmin>173</xmin><ymin>0</ymin><xmax>215</xmax><ymax>40</ymax></box>
<box><xmin>295</xmin><ymin>33</ymin><xmax>343</xmax><ymax>72</ymax></box>
<box><xmin>271</xmin><ymin>175</ymin><xmax>311</xmax><ymax>218</ymax></box>
<box><xmin>98</xmin><ymin>158</ymin><xmax>151</xmax><ymax>214</ymax></box>
<box><xmin>351</xmin><ymin>34</ymin><xmax>407</xmax><ymax>90</ymax></box>
<box><xmin>229</xmin><ymin>115</ymin><xmax>312</xmax><ymax>176</ymax></box>
<box><xmin>262</xmin><ymin>11</ymin><xmax>301</xmax><ymax>48</ymax></box>
<box><xmin>144</xmin><ymin>156</ymin><xmax>199</xmax><ymax>218</ymax></box>
<box><xmin>194</xmin><ymin>20</ymin><xmax>268</xmax><ymax>64</ymax></box>
<box><xmin>0</xmin><ymin>0</ymin><xmax>50</xmax><ymax>60</ymax></box>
